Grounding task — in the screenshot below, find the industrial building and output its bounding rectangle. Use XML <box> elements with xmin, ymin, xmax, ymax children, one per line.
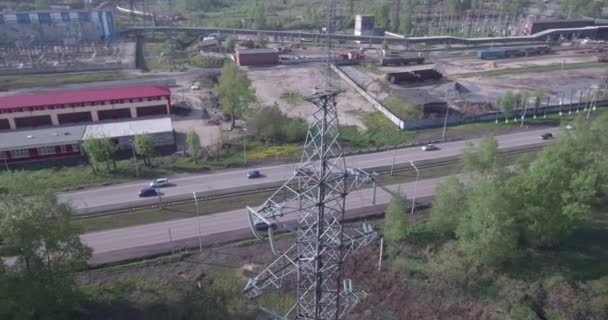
<box><xmin>235</xmin><ymin>48</ymin><xmax>279</xmax><ymax>66</ymax></box>
<box><xmin>0</xmin><ymin>125</ymin><xmax>86</xmax><ymax>164</ymax></box>
<box><xmin>83</xmin><ymin>117</ymin><xmax>175</xmax><ymax>151</ymax></box>
<box><xmin>0</xmin><ymin>10</ymin><xmax>115</xmax><ymax>46</ymax></box>
<box><xmin>0</xmin><ymin>117</ymin><xmax>175</xmax><ymax>165</ymax></box>
<box><xmin>0</xmin><ymin>86</ymin><xmax>171</xmax><ymax>131</ymax></box>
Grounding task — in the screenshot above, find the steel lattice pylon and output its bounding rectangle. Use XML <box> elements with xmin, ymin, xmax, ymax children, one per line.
<box><xmin>243</xmin><ymin>90</ymin><xmax>378</xmax><ymax>320</ymax></box>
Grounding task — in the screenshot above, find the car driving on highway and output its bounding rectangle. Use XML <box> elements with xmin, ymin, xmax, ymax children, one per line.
<box><xmin>247</xmin><ymin>169</ymin><xmax>261</xmax><ymax>179</ymax></box>
<box><xmin>540</xmin><ymin>132</ymin><xmax>553</xmax><ymax>140</ymax></box>
<box><xmin>421</xmin><ymin>144</ymin><xmax>439</xmax><ymax>151</ymax></box>
<box><xmin>254</xmin><ymin>218</ymin><xmax>277</xmax><ymax>232</ymax></box>
<box><xmin>138</xmin><ymin>186</ymin><xmax>158</xmax><ymax>197</ymax></box>
<box><xmin>149</xmin><ymin>178</ymin><xmax>170</xmax><ymax>188</ymax></box>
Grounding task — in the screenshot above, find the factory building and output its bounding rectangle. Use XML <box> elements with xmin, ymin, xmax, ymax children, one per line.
<box><xmin>0</xmin><ymin>10</ymin><xmax>115</xmax><ymax>46</ymax></box>
<box><xmin>235</xmin><ymin>48</ymin><xmax>280</xmax><ymax>66</ymax></box>
<box><xmin>0</xmin><ymin>86</ymin><xmax>171</xmax><ymax>131</ymax></box>
<box><xmin>83</xmin><ymin>117</ymin><xmax>175</xmax><ymax>152</ymax></box>
<box><xmin>0</xmin><ymin>125</ymin><xmax>86</xmax><ymax>164</ymax></box>
<box><xmin>0</xmin><ymin>117</ymin><xmax>175</xmax><ymax>165</ymax></box>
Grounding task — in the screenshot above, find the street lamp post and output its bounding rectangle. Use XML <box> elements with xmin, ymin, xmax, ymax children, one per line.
<box><xmin>410</xmin><ymin>160</ymin><xmax>420</xmax><ymax>215</ymax></box>
<box><xmin>193</xmin><ymin>192</ymin><xmax>203</xmax><ymax>253</ymax></box>
<box><xmin>442</xmin><ymin>104</ymin><xmax>449</xmax><ymax>141</ymax></box>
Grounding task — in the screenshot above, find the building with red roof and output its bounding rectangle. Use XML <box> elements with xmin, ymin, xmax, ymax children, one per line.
<box><xmin>0</xmin><ymin>86</ymin><xmax>171</xmax><ymax>130</ymax></box>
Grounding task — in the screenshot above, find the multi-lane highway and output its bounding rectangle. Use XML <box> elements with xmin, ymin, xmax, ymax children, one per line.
<box><xmin>84</xmin><ymin>175</ymin><xmax>445</xmax><ymax>265</ymax></box>
<box><xmin>61</xmin><ymin>128</ymin><xmax>556</xmax><ymax>214</ymax></box>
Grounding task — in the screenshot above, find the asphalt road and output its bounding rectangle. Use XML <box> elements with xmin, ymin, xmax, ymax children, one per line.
<box><xmin>61</xmin><ymin>128</ymin><xmax>557</xmax><ymax>214</ymax></box>
<box><xmin>83</xmin><ymin>175</ymin><xmax>445</xmax><ymax>264</ymax></box>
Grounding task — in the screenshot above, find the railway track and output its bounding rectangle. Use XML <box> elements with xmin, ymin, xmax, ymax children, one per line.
<box><xmin>74</xmin><ymin>145</ymin><xmax>543</xmax><ymax>220</ymax></box>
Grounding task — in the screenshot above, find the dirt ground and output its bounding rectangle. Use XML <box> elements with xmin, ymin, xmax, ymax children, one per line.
<box><xmin>247</xmin><ymin>64</ymin><xmax>374</xmax><ymax>129</ymax></box>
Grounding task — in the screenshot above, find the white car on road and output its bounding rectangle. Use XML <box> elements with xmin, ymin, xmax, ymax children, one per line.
<box><xmin>149</xmin><ymin>178</ymin><xmax>170</xmax><ymax>188</ymax></box>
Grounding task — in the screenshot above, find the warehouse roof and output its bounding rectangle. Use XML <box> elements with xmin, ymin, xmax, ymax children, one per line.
<box><xmin>0</xmin><ymin>86</ymin><xmax>170</xmax><ymax>110</ymax></box>
<box><xmin>236</xmin><ymin>48</ymin><xmax>279</xmax><ymax>55</ymax></box>
<box><xmin>0</xmin><ymin>125</ymin><xmax>86</xmax><ymax>150</ymax></box>
<box><xmin>83</xmin><ymin>117</ymin><xmax>173</xmax><ymax>139</ymax></box>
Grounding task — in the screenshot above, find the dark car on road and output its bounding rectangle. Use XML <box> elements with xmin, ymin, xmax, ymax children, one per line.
<box><xmin>254</xmin><ymin>218</ymin><xmax>277</xmax><ymax>232</ymax></box>
<box><xmin>247</xmin><ymin>169</ymin><xmax>261</xmax><ymax>179</ymax></box>
<box><xmin>421</xmin><ymin>144</ymin><xmax>439</xmax><ymax>151</ymax></box>
<box><xmin>138</xmin><ymin>186</ymin><xmax>158</xmax><ymax>197</ymax></box>
<box><xmin>540</xmin><ymin>132</ymin><xmax>553</xmax><ymax>140</ymax></box>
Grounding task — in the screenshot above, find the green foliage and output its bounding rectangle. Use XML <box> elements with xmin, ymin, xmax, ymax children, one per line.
<box><xmin>214</xmin><ymin>61</ymin><xmax>256</xmax><ymax>129</ymax></box>
<box><xmin>461</xmin><ymin>136</ymin><xmax>503</xmax><ymax>177</ymax></box>
<box><xmin>0</xmin><ymin>185</ymin><xmax>91</xmax><ymax>319</ymax></box>
<box><xmin>183</xmin><ymin>0</ymin><xmax>223</xmax><ymax>11</ymax></box>
<box><xmin>374</xmin><ymin>3</ymin><xmax>391</xmax><ymax>29</ymax></box>
<box><xmin>224</xmin><ymin>37</ymin><xmax>237</xmax><ymax>52</ymax></box>
<box><xmin>383</xmin><ymin>95</ymin><xmax>423</xmax><ymax>120</ymax></box>
<box><xmin>134</xmin><ymin>134</ymin><xmax>154</xmax><ymax>167</ymax></box>
<box><xmin>256</xmin><ymin>32</ymin><xmax>268</xmax><ymax>48</ymax></box>
<box><xmin>249</xmin><ymin>2</ymin><xmax>267</xmax><ymax>29</ymax></box>
<box><xmin>430</xmin><ymin>176</ymin><xmax>466</xmax><ymax>239</ymax></box>
<box><xmin>248</xmin><ymin>105</ymin><xmax>308</xmax><ymax>144</ymax></box>
<box><xmin>83</xmin><ymin>137</ymin><xmax>117</xmax><ymax>173</ymax></box>
<box><xmin>456</xmin><ymin>178</ymin><xmax>519</xmax><ymax>267</ymax></box>
<box><xmin>498</xmin><ymin>91</ymin><xmax>517</xmax><ymax>119</ymax></box>
<box><xmin>384</xmin><ymin>193</ymin><xmax>409</xmax><ymax>242</ymax></box>
<box><xmin>35</xmin><ymin>0</ymin><xmax>49</xmax><ymax>10</ymax></box>
<box><xmin>185</xmin><ymin>130</ymin><xmax>201</xmax><ymax>162</ymax></box>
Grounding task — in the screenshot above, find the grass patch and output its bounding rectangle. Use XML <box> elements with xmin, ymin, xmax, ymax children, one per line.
<box><xmin>0</xmin><ymin>71</ymin><xmax>128</xmax><ymax>89</ymax></box>
<box><xmin>279</xmin><ymin>91</ymin><xmax>303</xmax><ymax>106</ymax></box>
<box><xmin>340</xmin><ymin>112</ymin><xmax>416</xmax><ymax>149</ymax></box>
<box><xmin>246</xmin><ymin>144</ymin><xmax>301</xmax><ymax>161</ymax></box>
<box><xmin>382</xmin><ymin>96</ymin><xmax>423</xmax><ymax>121</ymax></box>
<box><xmin>456</xmin><ymin>61</ymin><xmax>608</xmax><ymax>78</ymax></box>
<box><xmin>0</xmin><ymin>143</ymin><xmax>295</xmax><ymax>194</ymax></box>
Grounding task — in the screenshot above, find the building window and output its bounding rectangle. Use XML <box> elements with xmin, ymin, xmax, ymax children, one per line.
<box><xmin>72</xmin><ymin>144</ymin><xmax>80</xmax><ymax>152</ymax></box>
<box><xmin>59</xmin><ymin>145</ymin><xmax>67</xmax><ymax>153</ymax></box>
<box><xmin>38</xmin><ymin>146</ymin><xmax>56</xmax><ymax>156</ymax></box>
<box><xmin>0</xmin><ymin>151</ymin><xmax>6</xmax><ymax>160</ymax></box>
<box><xmin>10</xmin><ymin>149</ymin><xmax>29</xmax><ymax>159</ymax></box>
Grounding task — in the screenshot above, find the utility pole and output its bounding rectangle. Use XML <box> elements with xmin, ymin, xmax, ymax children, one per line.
<box><xmin>409</xmin><ymin>160</ymin><xmax>419</xmax><ymax>215</ymax></box>
<box><xmin>130</xmin><ymin>139</ymin><xmax>139</xmax><ymax>177</ymax></box>
<box><xmin>442</xmin><ymin>104</ymin><xmax>449</xmax><ymax>141</ymax></box>
<box><xmin>193</xmin><ymin>192</ymin><xmax>203</xmax><ymax>253</ymax></box>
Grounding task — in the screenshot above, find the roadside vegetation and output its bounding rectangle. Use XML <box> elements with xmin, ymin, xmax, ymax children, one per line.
<box><xmin>382</xmin><ymin>95</ymin><xmax>423</xmax><ymax>120</ymax></box>
<box><xmin>377</xmin><ymin>113</ymin><xmax>608</xmax><ymax>319</ymax></box>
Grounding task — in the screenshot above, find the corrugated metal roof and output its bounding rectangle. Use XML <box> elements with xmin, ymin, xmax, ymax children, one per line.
<box><xmin>0</xmin><ymin>125</ymin><xmax>86</xmax><ymax>150</ymax></box>
<box><xmin>236</xmin><ymin>48</ymin><xmax>279</xmax><ymax>55</ymax></box>
<box><xmin>83</xmin><ymin>117</ymin><xmax>173</xmax><ymax>139</ymax></box>
<box><xmin>0</xmin><ymin>86</ymin><xmax>170</xmax><ymax>110</ymax></box>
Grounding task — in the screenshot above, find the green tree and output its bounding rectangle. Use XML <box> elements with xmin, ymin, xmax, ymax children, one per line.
<box><xmin>256</xmin><ymin>33</ymin><xmax>268</xmax><ymax>48</ymax></box>
<box><xmin>248</xmin><ymin>105</ymin><xmax>307</xmax><ymax>144</ymax></box>
<box><xmin>374</xmin><ymin>3</ymin><xmax>391</xmax><ymax>29</ymax></box>
<box><xmin>534</xmin><ymin>88</ymin><xmax>545</xmax><ymax>113</ymax></box>
<box><xmin>250</xmin><ymin>3</ymin><xmax>267</xmax><ymax>29</ymax></box>
<box><xmin>399</xmin><ymin>13</ymin><xmax>414</xmax><ymax>36</ymax></box>
<box><xmin>83</xmin><ymin>137</ymin><xmax>117</xmax><ymax>173</ymax></box>
<box><xmin>0</xmin><ymin>188</ymin><xmax>91</xmax><ymax>318</ymax></box>
<box><xmin>456</xmin><ymin>179</ymin><xmax>518</xmax><ymax>267</ymax></box>
<box><xmin>224</xmin><ymin>37</ymin><xmax>237</xmax><ymax>52</ymax></box>
<box><xmin>499</xmin><ymin>91</ymin><xmax>516</xmax><ymax>122</ymax></box>
<box><xmin>186</xmin><ymin>129</ymin><xmax>200</xmax><ymax>162</ymax></box>
<box><xmin>504</xmin><ymin>126</ymin><xmax>605</xmax><ymax>248</ymax></box>
<box><xmin>461</xmin><ymin>136</ymin><xmax>503</xmax><ymax>177</ymax></box>
<box><xmin>134</xmin><ymin>134</ymin><xmax>154</xmax><ymax>167</ymax></box>
<box><xmin>384</xmin><ymin>193</ymin><xmax>409</xmax><ymax>242</ymax></box>
<box><xmin>214</xmin><ymin>61</ymin><xmax>256</xmax><ymax>130</ymax></box>
<box><xmin>430</xmin><ymin>176</ymin><xmax>467</xmax><ymax>238</ymax></box>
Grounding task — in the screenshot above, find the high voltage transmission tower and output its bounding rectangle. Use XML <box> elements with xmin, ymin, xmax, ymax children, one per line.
<box><xmin>242</xmin><ymin>0</ymin><xmax>379</xmax><ymax>319</ymax></box>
